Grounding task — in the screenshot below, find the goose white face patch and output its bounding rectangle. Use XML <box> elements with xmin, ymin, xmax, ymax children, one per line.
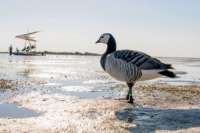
<box><xmin>99</xmin><ymin>34</ymin><xmax>110</xmax><ymax>44</ymax></box>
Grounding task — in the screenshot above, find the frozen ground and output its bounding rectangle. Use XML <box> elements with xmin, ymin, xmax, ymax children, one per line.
<box><xmin>0</xmin><ymin>54</ymin><xmax>200</xmax><ymax>133</ymax></box>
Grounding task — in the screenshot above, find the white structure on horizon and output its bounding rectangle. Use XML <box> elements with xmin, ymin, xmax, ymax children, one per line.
<box><xmin>15</xmin><ymin>31</ymin><xmax>40</xmax><ymax>53</ymax></box>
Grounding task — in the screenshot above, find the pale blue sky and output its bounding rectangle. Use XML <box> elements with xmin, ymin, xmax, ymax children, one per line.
<box><xmin>0</xmin><ymin>0</ymin><xmax>200</xmax><ymax>57</ymax></box>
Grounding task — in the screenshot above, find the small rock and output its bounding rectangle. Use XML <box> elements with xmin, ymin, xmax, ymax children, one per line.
<box><xmin>42</xmin><ymin>98</ymin><xmax>48</xmax><ymax>101</ymax></box>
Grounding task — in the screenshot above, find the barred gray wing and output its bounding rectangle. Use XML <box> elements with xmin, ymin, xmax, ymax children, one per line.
<box><xmin>113</xmin><ymin>50</ymin><xmax>172</xmax><ymax>70</ymax></box>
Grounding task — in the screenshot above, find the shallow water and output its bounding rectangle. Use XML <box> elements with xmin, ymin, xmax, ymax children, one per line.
<box><xmin>0</xmin><ymin>54</ymin><xmax>200</xmax><ymax>100</ymax></box>
<box><xmin>0</xmin><ymin>103</ymin><xmax>41</xmax><ymax>118</ymax></box>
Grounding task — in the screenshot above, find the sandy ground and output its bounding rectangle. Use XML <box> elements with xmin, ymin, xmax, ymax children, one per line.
<box><xmin>0</xmin><ymin>81</ymin><xmax>200</xmax><ymax>133</ymax></box>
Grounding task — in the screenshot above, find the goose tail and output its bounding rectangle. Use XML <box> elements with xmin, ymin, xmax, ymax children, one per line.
<box><xmin>159</xmin><ymin>70</ymin><xmax>176</xmax><ymax>78</ymax></box>
<box><xmin>163</xmin><ymin>64</ymin><xmax>174</xmax><ymax>69</ymax></box>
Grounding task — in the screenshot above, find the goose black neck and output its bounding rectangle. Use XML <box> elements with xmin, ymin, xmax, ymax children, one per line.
<box><xmin>105</xmin><ymin>37</ymin><xmax>116</xmax><ymax>55</ymax></box>
<box><xmin>100</xmin><ymin>36</ymin><xmax>116</xmax><ymax>70</ymax></box>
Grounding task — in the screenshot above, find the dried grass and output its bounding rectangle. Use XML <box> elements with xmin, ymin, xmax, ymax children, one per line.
<box><xmin>0</xmin><ymin>79</ymin><xmax>17</xmax><ymax>91</ymax></box>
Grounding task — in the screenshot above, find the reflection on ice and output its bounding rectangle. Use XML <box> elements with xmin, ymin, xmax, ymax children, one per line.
<box><xmin>44</xmin><ymin>82</ymin><xmax>61</xmax><ymax>86</ymax></box>
<box><xmin>61</xmin><ymin>86</ymin><xmax>93</xmax><ymax>92</ymax></box>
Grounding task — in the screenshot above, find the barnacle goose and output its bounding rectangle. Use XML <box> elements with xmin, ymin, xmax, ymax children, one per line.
<box><xmin>96</xmin><ymin>33</ymin><xmax>176</xmax><ymax>104</ymax></box>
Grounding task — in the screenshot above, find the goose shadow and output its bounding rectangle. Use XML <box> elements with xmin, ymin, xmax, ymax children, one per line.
<box><xmin>115</xmin><ymin>107</ymin><xmax>200</xmax><ymax>133</ymax></box>
<box><xmin>0</xmin><ymin>103</ymin><xmax>42</xmax><ymax>118</ymax></box>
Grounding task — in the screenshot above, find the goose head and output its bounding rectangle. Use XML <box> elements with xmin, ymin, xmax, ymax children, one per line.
<box><xmin>96</xmin><ymin>33</ymin><xmax>116</xmax><ymax>53</ymax></box>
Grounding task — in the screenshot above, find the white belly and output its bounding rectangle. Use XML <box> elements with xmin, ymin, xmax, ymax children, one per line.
<box><xmin>139</xmin><ymin>70</ymin><xmax>162</xmax><ymax>81</ymax></box>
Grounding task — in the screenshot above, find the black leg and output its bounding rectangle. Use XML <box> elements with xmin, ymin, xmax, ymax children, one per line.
<box><xmin>127</xmin><ymin>83</ymin><xmax>135</xmax><ymax>104</ymax></box>
<box><xmin>128</xmin><ymin>95</ymin><xmax>134</xmax><ymax>104</ymax></box>
<box><xmin>126</xmin><ymin>94</ymin><xmax>129</xmax><ymax>100</ymax></box>
<box><xmin>126</xmin><ymin>89</ymin><xmax>130</xmax><ymax>100</ymax></box>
